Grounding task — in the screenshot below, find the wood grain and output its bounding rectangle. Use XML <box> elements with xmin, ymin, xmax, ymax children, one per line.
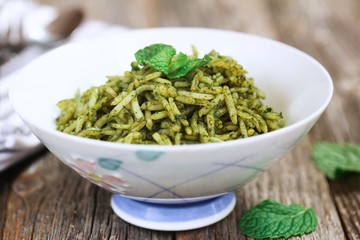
<box><xmin>1</xmin><ymin>0</ymin><xmax>359</xmax><ymax>239</ymax></box>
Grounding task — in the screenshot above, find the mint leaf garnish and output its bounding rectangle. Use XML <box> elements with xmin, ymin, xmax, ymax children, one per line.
<box><xmin>239</xmin><ymin>200</ymin><xmax>317</xmax><ymax>239</ymax></box>
<box><xmin>312</xmin><ymin>142</ymin><xmax>360</xmax><ymax>180</ymax></box>
<box><xmin>167</xmin><ymin>52</ymin><xmax>212</xmax><ymax>79</ymax></box>
<box><xmin>134</xmin><ymin>43</ymin><xmax>211</xmax><ymax>79</ymax></box>
<box><xmin>135</xmin><ymin>43</ymin><xmax>175</xmax><ymax>75</ymax></box>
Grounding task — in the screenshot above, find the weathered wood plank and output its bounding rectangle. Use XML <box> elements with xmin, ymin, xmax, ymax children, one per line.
<box><xmin>267</xmin><ymin>1</ymin><xmax>360</xmax><ymax>239</ymax></box>
<box><xmin>330</xmin><ymin>176</ymin><xmax>360</xmax><ymax>240</ymax></box>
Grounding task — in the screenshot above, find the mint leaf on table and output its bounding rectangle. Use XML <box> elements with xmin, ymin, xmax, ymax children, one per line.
<box><xmin>134</xmin><ymin>43</ymin><xmax>211</xmax><ymax>79</ymax></box>
<box><xmin>312</xmin><ymin>142</ymin><xmax>360</xmax><ymax>180</ymax></box>
<box><xmin>239</xmin><ymin>200</ymin><xmax>317</xmax><ymax>239</ymax></box>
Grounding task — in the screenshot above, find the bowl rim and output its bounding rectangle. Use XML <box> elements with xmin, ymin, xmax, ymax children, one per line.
<box><xmin>9</xmin><ymin>27</ymin><xmax>334</xmax><ymax>152</ymax></box>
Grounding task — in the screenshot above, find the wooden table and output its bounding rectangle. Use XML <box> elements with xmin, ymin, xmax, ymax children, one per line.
<box><xmin>1</xmin><ymin>0</ymin><xmax>359</xmax><ymax>239</ymax></box>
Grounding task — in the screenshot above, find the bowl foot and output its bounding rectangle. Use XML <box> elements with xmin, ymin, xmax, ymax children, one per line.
<box><xmin>110</xmin><ymin>192</ymin><xmax>236</xmax><ymax>231</ymax></box>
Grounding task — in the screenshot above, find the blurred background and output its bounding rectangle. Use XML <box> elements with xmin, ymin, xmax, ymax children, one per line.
<box><xmin>38</xmin><ymin>0</ymin><xmax>279</xmax><ymax>37</ymax></box>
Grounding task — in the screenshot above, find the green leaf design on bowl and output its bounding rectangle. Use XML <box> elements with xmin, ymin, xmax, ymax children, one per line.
<box><xmin>98</xmin><ymin>158</ymin><xmax>123</xmax><ymax>170</ymax></box>
<box><xmin>135</xmin><ymin>151</ymin><xmax>164</xmax><ymax>161</ymax></box>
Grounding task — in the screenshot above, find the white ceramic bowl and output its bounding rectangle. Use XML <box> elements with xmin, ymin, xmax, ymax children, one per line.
<box><xmin>10</xmin><ymin>28</ymin><xmax>333</xmax><ymax>201</ymax></box>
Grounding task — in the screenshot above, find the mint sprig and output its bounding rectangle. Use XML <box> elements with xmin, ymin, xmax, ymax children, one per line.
<box><xmin>239</xmin><ymin>200</ymin><xmax>317</xmax><ymax>239</ymax></box>
<box><xmin>312</xmin><ymin>142</ymin><xmax>360</xmax><ymax>180</ymax></box>
<box><xmin>135</xmin><ymin>44</ymin><xmax>175</xmax><ymax>75</ymax></box>
<box><xmin>134</xmin><ymin>43</ymin><xmax>211</xmax><ymax>79</ymax></box>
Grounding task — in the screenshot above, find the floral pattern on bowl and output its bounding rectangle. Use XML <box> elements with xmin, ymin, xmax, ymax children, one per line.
<box><xmin>64</xmin><ymin>155</ymin><xmax>130</xmax><ymax>194</ymax></box>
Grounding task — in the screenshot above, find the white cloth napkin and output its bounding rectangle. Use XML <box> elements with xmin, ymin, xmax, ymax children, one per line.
<box><xmin>0</xmin><ymin>4</ymin><xmax>128</xmax><ymax>171</ymax></box>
